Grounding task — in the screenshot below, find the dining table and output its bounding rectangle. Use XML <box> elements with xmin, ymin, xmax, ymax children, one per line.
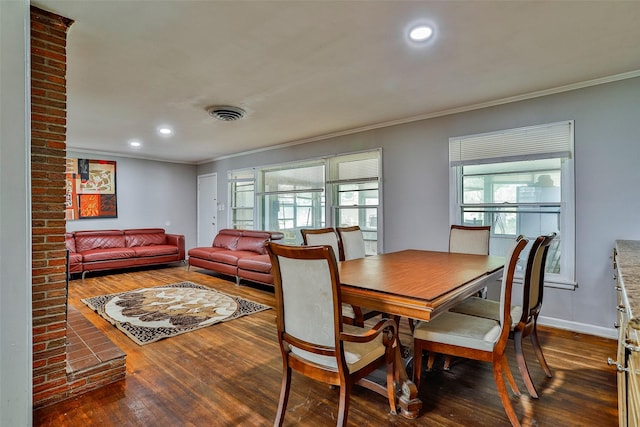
<box><xmin>338</xmin><ymin>249</ymin><xmax>506</xmax><ymax>419</ymax></box>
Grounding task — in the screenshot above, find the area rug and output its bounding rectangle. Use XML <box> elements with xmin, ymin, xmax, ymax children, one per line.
<box><xmin>81</xmin><ymin>281</ymin><xmax>270</xmax><ymax>345</ymax></box>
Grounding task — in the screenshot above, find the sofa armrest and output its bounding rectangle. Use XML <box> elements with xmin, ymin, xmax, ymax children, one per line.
<box><xmin>166</xmin><ymin>233</ymin><xmax>185</xmax><ymax>260</ymax></box>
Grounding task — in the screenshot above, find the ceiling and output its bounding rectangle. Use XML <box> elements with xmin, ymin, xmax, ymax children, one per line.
<box><xmin>33</xmin><ymin>1</ymin><xmax>640</xmax><ymax>164</ymax></box>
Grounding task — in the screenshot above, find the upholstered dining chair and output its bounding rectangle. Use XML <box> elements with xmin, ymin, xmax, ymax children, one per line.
<box><xmin>449</xmin><ymin>224</ymin><xmax>492</xmax><ymax>256</ymax></box>
<box><xmin>412</xmin><ymin>236</ymin><xmax>528</xmax><ymax>427</ymax></box>
<box><xmin>301</xmin><ymin>228</ymin><xmax>341</xmax><ymax>260</ymax></box>
<box><xmin>449</xmin><ymin>233</ymin><xmax>556</xmax><ymax>398</ymax></box>
<box><xmin>301</xmin><ymin>228</ymin><xmax>379</xmax><ymax>327</ymax></box>
<box><xmin>336</xmin><ymin>226</ymin><xmax>367</xmax><ymax>261</ymax></box>
<box><xmin>266</xmin><ymin>242</ymin><xmax>398</xmax><ymax>427</ymax></box>
<box><xmin>422</xmin><ymin>225</ymin><xmax>492</xmax><ymax>370</ymax></box>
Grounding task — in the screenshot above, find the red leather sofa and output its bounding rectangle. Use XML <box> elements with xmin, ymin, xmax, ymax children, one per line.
<box><xmin>66</xmin><ymin>228</ymin><xmax>185</xmax><ymax>278</ymax></box>
<box><xmin>188</xmin><ymin>229</ymin><xmax>284</xmax><ymax>286</ymax></box>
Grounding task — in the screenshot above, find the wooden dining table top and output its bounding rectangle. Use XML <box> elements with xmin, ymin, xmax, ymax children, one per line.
<box><xmin>338</xmin><ymin>249</ymin><xmax>505</xmax><ymax>322</ymax></box>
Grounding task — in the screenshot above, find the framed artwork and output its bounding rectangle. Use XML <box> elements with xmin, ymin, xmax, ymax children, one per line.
<box><xmin>65</xmin><ymin>158</ymin><xmax>117</xmax><ymax>220</ymax></box>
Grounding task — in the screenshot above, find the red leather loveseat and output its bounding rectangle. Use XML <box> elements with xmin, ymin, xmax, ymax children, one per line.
<box><xmin>188</xmin><ymin>229</ymin><xmax>284</xmax><ymax>286</ymax></box>
<box><xmin>66</xmin><ymin>228</ymin><xmax>185</xmax><ymax>278</ymax></box>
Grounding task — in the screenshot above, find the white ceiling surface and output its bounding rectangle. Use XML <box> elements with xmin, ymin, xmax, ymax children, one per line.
<box><xmin>34</xmin><ymin>0</ymin><xmax>640</xmax><ymax>164</ymax></box>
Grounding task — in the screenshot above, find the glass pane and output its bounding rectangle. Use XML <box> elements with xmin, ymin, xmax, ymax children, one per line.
<box><xmin>233</xmin><ymin>208</ymin><xmax>253</xmax><ymax>221</ymax></box>
<box><xmin>262</xmin><ymin>192</ymin><xmax>325</xmax><ymax>244</ymax></box>
<box><xmin>234</xmin><ymin>190</ymin><xmax>254</xmax><ymax>208</ymax></box>
<box><xmin>263</xmin><ymin>164</ymin><xmax>324</xmax><ymax>192</ymax></box>
<box><xmin>230</xmin><ymin>177</ymin><xmax>255</xmax><ymax>229</ymax></box>
<box><xmin>462</xmin><ymin>159</ymin><xmax>561</xmax><ymax>204</ymax></box>
<box><xmin>337</xmin><ymin>182</ymin><xmax>378</xmax><ymax>206</ymax></box>
<box><xmin>336</xmin><ymin>207</ymin><xmax>378</xmax><ymax>255</ymax></box>
<box><xmin>493</xmin><ymin>212</ymin><xmax>517</xmax><ymax>235</ymax></box>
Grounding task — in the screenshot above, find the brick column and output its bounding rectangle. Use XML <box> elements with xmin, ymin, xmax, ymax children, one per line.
<box><xmin>30</xmin><ymin>6</ymin><xmax>74</xmax><ymax>407</ymax></box>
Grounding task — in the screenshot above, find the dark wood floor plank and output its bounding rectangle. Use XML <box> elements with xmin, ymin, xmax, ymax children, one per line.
<box><xmin>33</xmin><ymin>265</ymin><xmax>618</xmax><ymax>426</ymax></box>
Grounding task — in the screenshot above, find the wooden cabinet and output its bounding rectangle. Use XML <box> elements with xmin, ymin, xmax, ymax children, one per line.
<box><xmin>613</xmin><ymin>240</ymin><xmax>640</xmax><ymax>426</ymax></box>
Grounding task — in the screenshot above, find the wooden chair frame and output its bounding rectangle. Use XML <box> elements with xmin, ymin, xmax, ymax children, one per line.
<box><xmin>301</xmin><ymin>227</ymin><xmax>380</xmax><ymax>327</ymax></box>
<box><xmin>512</xmin><ymin>233</ymin><xmax>556</xmax><ymax>397</ymax></box>
<box><xmin>335</xmin><ymin>225</ymin><xmax>366</xmax><ymax>261</ymax></box>
<box><xmin>266</xmin><ymin>242</ymin><xmax>398</xmax><ymax>427</ymax></box>
<box><xmin>413</xmin><ymin>237</ymin><xmax>528</xmax><ymax>427</ymax></box>
<box><xmin>449</xmin><ymin>233</ymin><xmax>556</xmax><ymax>398</ymax></box>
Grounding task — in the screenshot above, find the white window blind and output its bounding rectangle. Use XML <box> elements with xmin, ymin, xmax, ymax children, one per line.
<box><xmin>261</xmin><ymin>163</ymin><xmax>325</xmax><ymax>194</ymax></box>
<box><xmin>327</xmin><ymin>151</ymin><xmax>380</xmax><ymax>183</ymax></box>
<box><xmin>449</xmin><ymin>121</ymin><xmax>573</xmax><ymax>166</ymax></box>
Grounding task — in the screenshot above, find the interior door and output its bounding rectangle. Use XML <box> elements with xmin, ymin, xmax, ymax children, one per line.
<box><xmin>197</xmin><ymin>173</ymin><xmax>218</xmax><ymax>247</ymax></box>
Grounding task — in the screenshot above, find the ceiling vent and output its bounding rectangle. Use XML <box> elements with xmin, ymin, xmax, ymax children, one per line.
<box><xmin>206</xmin><ymin>105</ymin><xmax>246</xmax><ymax>121</ymax></box>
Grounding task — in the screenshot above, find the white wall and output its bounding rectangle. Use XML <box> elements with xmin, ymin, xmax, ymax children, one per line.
<box><xmin>66</xmin><ymin>153</ymin><xmax>199</xmax><ymax>251</ymax></box>
<box><xmin>198</xmin><ymin>76</ymin><xmax>640</xmax><ymax>338</ymax></box>
<box><xmin>0</xmin><ymin>0</ymin><xmax>33</xmax><ymax>424</ymax></box>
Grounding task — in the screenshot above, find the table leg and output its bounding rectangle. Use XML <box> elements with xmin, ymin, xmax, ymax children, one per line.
<box><xmin>391</xmin><ymin>316</ymin><xmax>422</xmax><ymax>418</ymax></box>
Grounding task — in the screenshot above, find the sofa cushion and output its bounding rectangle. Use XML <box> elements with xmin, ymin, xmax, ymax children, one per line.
<box><xmin>68</xmin><ymin>252</ymin><xmax>83</xmax><ymax>264</ymax></box>
<box><xmin>67</xmin><ymin>253</ymin><xmax>83</xmax><ymax>274</ymax></box>
<box><xmin>74</xmin><ymin>230</ymin><xmax>125</xmax><ymax>252</ymax></box>
<box><xmin>237</xmin><ymin>236</ymin><xmax>268</xmax><ymax>254</ymax></box>
<box><xmin>132</xmin><ymin>245</ymin><xmax>178</xmax><ymax>257</ymax></box>
<box><xmin>207</xmin><ymin>250</ymin><xmax>259</xmax><ymax>265</ymax></box>
<box><xmin>213</xmin><ymin>233</ymin><xmax>239</xmax><ymax>250</ymax></box>
<box><xmin>237</xmin><ymin>254</ymin><xmax>271</xmax><ymax>273</ymax></box>
<box><xmin>82</xmin><ymin>247</ymin><xmax>136</xmax><ymax>262</ymax></box>
<box><xmin>125</xmin><ymin>228</ymin><xmax>167</xmax><ymax>247</ymax></box>
<box><xmin>241</xmin><ymin>230</ymin><xmax>272</xmax><ymax>239</ymax></box>
<box><xmin>188</xmin><ymin>247</ymin><xmax>228</xmax><ymax>259</ymax></box>
<box><xmin>208</xmin><ymin>251</ymin><xmax>242</xmax><ymax>265</ymax></box>
<box><xmin>65</xmin><ymin>233</ymin><xmax>76</xmax><ymax>253</ymax></box>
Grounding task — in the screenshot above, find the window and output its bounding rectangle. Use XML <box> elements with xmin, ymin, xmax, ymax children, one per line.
<box><xmin>229</xmin><ymin>170</ymin><xmax>255</xmax><ymax>230</ymax></box>
<box><xmin>259</xmin><ymin>162</ymin><xmax>325</xmax><ymax>243</ymax></box>
<box><xmin>228</xmin><ymin>150</ymin><xmax>382</xmax><ymax>252</ymax></box>
<box><xmin>450</xmin><ymin>121</ymin><xmax>575</xmax><ymax>288</ymax></box>
<box><xmin>328</xmin><ymin>151</ymin><xmax>381</xmax><ymax>256</ymax></box>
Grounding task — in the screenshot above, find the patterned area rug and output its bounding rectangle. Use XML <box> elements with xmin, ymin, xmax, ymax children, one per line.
<box><xmin>82</xmin><ymin>281</ymin><xmax>270</xmax><ymax>345</ymax></box>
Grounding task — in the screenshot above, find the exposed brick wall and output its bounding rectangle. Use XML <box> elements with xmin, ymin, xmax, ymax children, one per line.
<box><xmin>30</xmin><ymin>6</ymin><xmax>73</xmax><ymax>407</ymax></box>
<box><xmin>31</xmin><ymin>6</ymin><xmax>127</xmax><ymax>409</ymax></box>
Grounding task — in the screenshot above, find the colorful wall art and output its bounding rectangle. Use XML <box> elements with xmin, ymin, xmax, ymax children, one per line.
<box><xmin>65</xmin><ymin>158</ymin><xmax>117</xmax><ymax>219</ymax></box>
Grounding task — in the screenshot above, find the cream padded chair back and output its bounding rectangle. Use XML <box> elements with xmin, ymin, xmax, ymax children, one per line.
<box><xmin>301</xmin><ymin>228</ymin><xmax>340</xmax><ymax>260</ymax></box>
<box><xmin>523</xmin><ymin>233</ymin><xmax>556</xmax><ymax>319</ymax></box>
<box><xmin>276</xmin><ymin>251</ymin><xmax>338</xmax><ymax>367</ymax></box>
<box><xmin>337</xmin><ymin>226</ymin><xmax>366</xmax><ymax>261</ymax></box>
<box><xmin>449</xmin><ymin>225</ymin><xmax>491</xmax><ymax>255</ymax></box>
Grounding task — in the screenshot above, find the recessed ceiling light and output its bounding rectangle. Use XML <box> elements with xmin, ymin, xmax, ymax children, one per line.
<box><xmin>158</xmin><ymin>126</ymin><xmax>173</xmax><ymax>136</ymax></box>
<box><xmin>409</xmin><ymin>25</ymin><xmax>433</xmax><ymax>42</ymax></box>
<box><xmin>129</xmin><ymin>140</ymin><xmax>142</xmax><ymax>148</ymax></box>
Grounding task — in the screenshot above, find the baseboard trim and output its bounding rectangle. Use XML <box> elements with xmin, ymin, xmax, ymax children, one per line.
<box><xmin>538</xmin><ymin>315</ymin><xmax>617</xmax><ymax>340</ymax></box>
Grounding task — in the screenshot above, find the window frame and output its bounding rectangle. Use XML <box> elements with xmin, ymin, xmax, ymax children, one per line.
<box><xmin>227</xmin><ymin>149</ymin><xmax>383</xmax><ymax>252</ymax></box>
<box><xmin>327</xmin><ymin>150</ymin><xmax>383</xmax><ymax>256</ymax></box>
<box><xmin>228</xmin><ymin>170</ymin><xmax>257</xmax><ymax>230</ymax></box>
<box><xmin>449</xmin><ymin>121</ymin><xmax>576</xmax><ymax>290</ymax></box>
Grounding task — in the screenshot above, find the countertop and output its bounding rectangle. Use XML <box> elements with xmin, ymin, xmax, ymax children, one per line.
<box><xmin>616</xmin><ymin>240</ymin><xmax>640</xmax><ymax>329</ymax></box>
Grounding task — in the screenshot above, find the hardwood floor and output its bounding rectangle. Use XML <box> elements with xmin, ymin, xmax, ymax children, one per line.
<box><xmin>34</xmin><ymin>265</ymin><xmax>618</xmax><ymax>426</ymax></box>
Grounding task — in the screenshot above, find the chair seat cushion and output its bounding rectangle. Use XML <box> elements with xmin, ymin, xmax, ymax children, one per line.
<box><xmin>413</xmin><ymin>311</ymin><xmax>501</xmax><ymax>352</ymax></box>
<box><xmin>290</xmin><ymin>324</ymin><xmax>386</xmax><ymax>373</ymax></box>
<box><xmin>448</xmin><ymin>297</ymin><xmax>523</xmax><ymax>329</ymax></box>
